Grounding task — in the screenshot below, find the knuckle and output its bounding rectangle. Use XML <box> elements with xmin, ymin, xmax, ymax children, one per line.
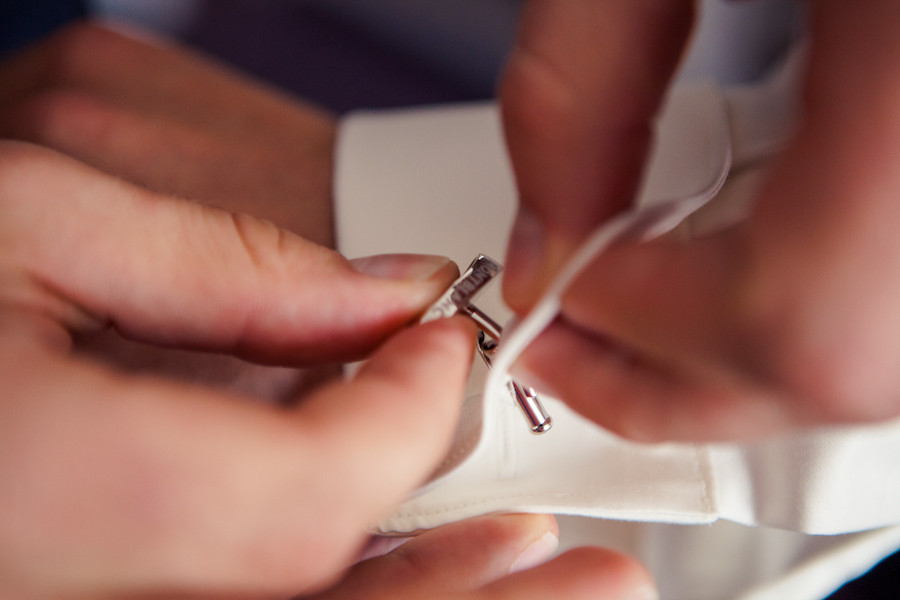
<box><xmin>227</xmin><ymin>210</ymin><xmax>342</xmax><ymax>276</ymax></box>
<box><xmin>228</xmin><ymin>211</ymin><xmax>285</xmax><ymax>272</ymax></box>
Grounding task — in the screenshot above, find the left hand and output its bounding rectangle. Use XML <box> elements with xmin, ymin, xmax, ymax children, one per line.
<box><xmin>0</xmin><ymin>21</ymin><xmax>336</xmax><ymax>246</ymax></box>
<box><xmin>0</xmin><ymin>25</ymin><xmax>662</xmax><ymax>598</ymax></box>
<box><xmin>0</xmin><ymin>128</ymin><xmax>656</xmax><ymax>600</ymax></box>
<box><xmin>0</xmin><ymin>141</ymin><xmax>470</xmax><ymax>597</ymax></box>
<box><xmin>0</xmin><ymin>21</ymin><xmax>340</xmax><ymax>397</ymax></box>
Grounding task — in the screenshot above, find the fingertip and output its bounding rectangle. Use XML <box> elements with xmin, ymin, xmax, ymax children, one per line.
<box><xmin>508</xmin><ymin>520</ymin><xmax>560</xmax><ymax>574</ymax></box>
<box><xmin>350</xmin><ymin>253</ymin><xmax>458</xmax><ymax>284</ymax></box>
<box><xmin>344</xmin><ymin>254</ymin><xmax>462</xmax><ymax>336</ymax></box>
<box><xmin>561</xmin><ymin>547</ymin><xmax>658</xmax><ymax>600</ymax></box>
<box><xmin>240</xmin><ymin>253</ymin><xmax>462</xmax><ymax>364</ymax></box>
<box><xmin>504</xmin><ymin>222</ymin><xmax>581</xmax><ymax>313</ymax></box>
<box><xmin>333</xmin><ymin>315</ymin><xmax>476</xmax><ymax>449</ymax></box>
<box><xmin>287</xmin><ymin>318</ymin><xmax>478</xmax><ymax>545</ymax></box>
<box><xmin>393</xmin><ymin>316</ymin><xmax>479</xmax><ymax>382</ymax></box>
<box><xmin>504</xmin><ymin>205</ymin><xmax>547</xmax><ymax>301</ymax></box>
<box><xmin>514</xmin><ymin>546</ymin><xmax>658</xmax><ymax>600</ymax></box>
<box><xmin>520</xmin><ymin>512</ymin><xmax>559</xmax><ymax>540</ymax></box>
<box><xmin>381</xmin><ymin>513</ymin><xmax>559</xmax><ymax>588</ymax></box>
<box><xmin>361</xmin><ymin>315</ymin><xmax>476</xmax><ymax>377</ymax></box>
<box><xmin>406</xmin><ymin>258</ymin><xmax>462</xmax><ymax>311</ymax></box>
<box><xmin>465</xmin><ymin>513</ymin><xmax>559</xmax><ymax>571</ymax></box>
<box><xmin>435</xmin><ymin>315</ymin><xmax>481</xmax><ymax>353</ymax></box>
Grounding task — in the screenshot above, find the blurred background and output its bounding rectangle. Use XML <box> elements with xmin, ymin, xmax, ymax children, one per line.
<box><xmin>4</xmin><ymin>0</ymin><xmax>801</xmax><ymax>112</ymax></box>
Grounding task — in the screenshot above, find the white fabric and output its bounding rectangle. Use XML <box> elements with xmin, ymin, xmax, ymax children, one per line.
<box><xmin>554</xmin><ymin>518</ymin><xmax>900</xmax><ymax>600</ymax></box>
<box><xmin>335</xmin><ymin>59</ymin><xmax>900</xmax><ymax>599</ymax></box>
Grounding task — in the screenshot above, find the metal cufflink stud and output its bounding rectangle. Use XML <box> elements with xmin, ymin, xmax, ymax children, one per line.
<box><xmin>421</xmin><ymin>255</ymin><xmax>552</xmax><ymax>434</ymax></box>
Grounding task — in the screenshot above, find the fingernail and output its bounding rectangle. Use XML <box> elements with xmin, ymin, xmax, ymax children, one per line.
<box><xmin>354</xmin><ymin>535</ymin><xmax>413</xmax><ymax>563</ymax></box>
<box><xmin>509</xmin><ymin>531</ymin><xmax>559</xmax><ymax>574</ymax></box>
<box><xmin>350</xmin><ymin>254</ymin><xmax>454</xmax><ymax>281</ymax></box>
<box><xmin>504</xmin><ymin>207</ymin><xmax>551</xmax><ymax>309</ymax></box>
<box><xmin>631</xmin><ymin>584</ymin><xmax>661</xmax><ymax>600</ymax></box>
<box><xmin>506</xmin><ymin>206</ymin><xmax>547</xmax><ymax>284</ymax></box>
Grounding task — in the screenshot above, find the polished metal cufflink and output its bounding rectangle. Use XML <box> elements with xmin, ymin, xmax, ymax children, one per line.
<box><xmin>421</xmin><ymin>255</ymin><xmax>552</xmax><ymax>434</ymax></box>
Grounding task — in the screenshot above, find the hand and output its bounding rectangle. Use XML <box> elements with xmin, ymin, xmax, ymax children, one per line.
<box><xmin>306</xmin><ymin>514</ymin><xmax>656</xmax><ymax>600</ymax></box>
<box><xmin>0</xmin><ymin>22</ymin><xmax>340</xmax><ymax>398</ymax></box>
<box><xmin>0</xmin><ymin>21</ymin><xmax>335</xmax><ymax>246</ymax></box>
<box><xmin>500</xmin><ymin>0</ymin><xmax>900</xmax><ymax>441</ymax></box>
<box><xmin>0</xmin><ymin>27</ymin><xmax>659</xmax><ymax>600</ymax></box>
<box><xmin>0</xmin><ymin>141</ymin><xmax>470</xmax><ymax>597</ymax></box>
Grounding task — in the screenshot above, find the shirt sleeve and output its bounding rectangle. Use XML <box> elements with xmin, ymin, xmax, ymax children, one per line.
<box><xmin>334</xmin><ymin>102</ymin><xmax>517</xmax><ymax>270</ymax></box>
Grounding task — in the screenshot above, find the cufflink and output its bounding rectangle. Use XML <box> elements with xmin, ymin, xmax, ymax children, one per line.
<box><xmin>422</xmin><ymin>255</ymin><xmax>552</xmax><ymax>434</ymax></box>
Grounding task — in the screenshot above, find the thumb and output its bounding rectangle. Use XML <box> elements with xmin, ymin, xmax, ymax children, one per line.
<box><xmin>0</xmin><ymin>142</ymin><xmax>458</xmax><ymax>363</ymax></box>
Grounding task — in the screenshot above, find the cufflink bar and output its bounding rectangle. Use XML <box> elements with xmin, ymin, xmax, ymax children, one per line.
<box><xmin>421</xmin><ymin>254</ymin><xmax>504</xmax><ymax>339</ymax></box>
<box><xmin>422</xmin><ymin>255</ymin><xmax>552</xmax><ymax>434</ymax></box>
<box><xmin>478</xmin><ymin>333</ymin><xmax>552</xmax><ymax>434</ymax></box>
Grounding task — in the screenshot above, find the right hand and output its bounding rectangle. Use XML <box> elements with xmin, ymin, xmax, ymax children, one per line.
<box><xmin>500</xmin><ymin>0</ymin><xmax>900</xmax><ymax>441</ymax></box>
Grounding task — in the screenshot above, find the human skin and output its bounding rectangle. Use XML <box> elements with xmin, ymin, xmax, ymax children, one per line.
<box><xmin>0</xmin><ymin>26</ymin><xmax>655</xmax><ymax>599</ymax></box>
<box><xmin>0</xmin><ymin>140</ymin><xmax>462</xmax><ymax>596</ymax></box>
<box><xmin>0</xmin><ymin>22</ymin><xmax>342</xmax><ymax>399</ymax></box>
<box><xmin>500</xmin><ymin>0</ymin><xmax>900</xmax><ymax>441</ymax></box>
<box><xmin>0</xmin><ymin>22</ymin><xmax>336</xmax><ymax>247</ymax></box>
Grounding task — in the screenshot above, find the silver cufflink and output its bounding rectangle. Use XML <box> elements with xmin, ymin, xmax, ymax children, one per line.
<box><xmin>421</xmin><ymin>255</ymin><xmax>552</xmax><ymax>434</ymax></box>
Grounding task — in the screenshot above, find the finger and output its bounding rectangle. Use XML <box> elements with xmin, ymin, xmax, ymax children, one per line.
<box><xmin>0</xmin><ymin>317</ymin><xmax>474</xmax><ymax>597</ymax></box>
<box><xmin>478</xmin><ymin>547</ymin><xmax>657</xmax><ymax>600</ymax></box>
<box><xmin>513</xmin><ymin>318</ymin><xmax>790</xmax><ymax>442</ymax></box>
<box><xmin>316</xmin><ymin>514</ymin><xmax>559</xmax><ymax>598</ymax></box>
<box><xmin>292</xmin><ymin>317</ymin><xmax>476</xmax><ymax>543</ymax></box>
<box><xmin>7</xmin><ymin>90</ymin><xmax>335</xmax><ymax>244</ymax></box>
<box><xmin>0</xmin><ymin>142</ymin><xmax>458</xmax><ymax>364</ymax></box>
<box><xmin>0</xmin><ymin>22</ymin><xmax>330</xmax><ymax>141</ymax></box>
<box><xmin>0</xmin><ymin>23</ymin><xmax>337</xmax><ymax>245</ymax></box>
<box><xmin>516</xmin><ymin>0</ymin><xmax>900</xmax><ymax>440</ymax></box>
<box><xmin>500</xmin><ymin>0</ymin><xmax>695</xmax><ymax>309</ymax></box>
<box><xmin>740</xmin><ymin>0</ymin><xmax>900</xmax><ymax>421</ymax></box>
<box><xmin>73</xmin><ymin>328</ymin><xmax>335</xmax><ymax>405</ymax></box>
<box><xmin>510</xmin><ymin>234</ymin><xmax>783</xmax><ymax>441</ymax></box>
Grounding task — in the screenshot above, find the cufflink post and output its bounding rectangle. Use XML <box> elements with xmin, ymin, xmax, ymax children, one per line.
<box><xmin>422</xmin><ymin>255</ymin><xmax>552</xmax><ymax>434</ymax></box>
